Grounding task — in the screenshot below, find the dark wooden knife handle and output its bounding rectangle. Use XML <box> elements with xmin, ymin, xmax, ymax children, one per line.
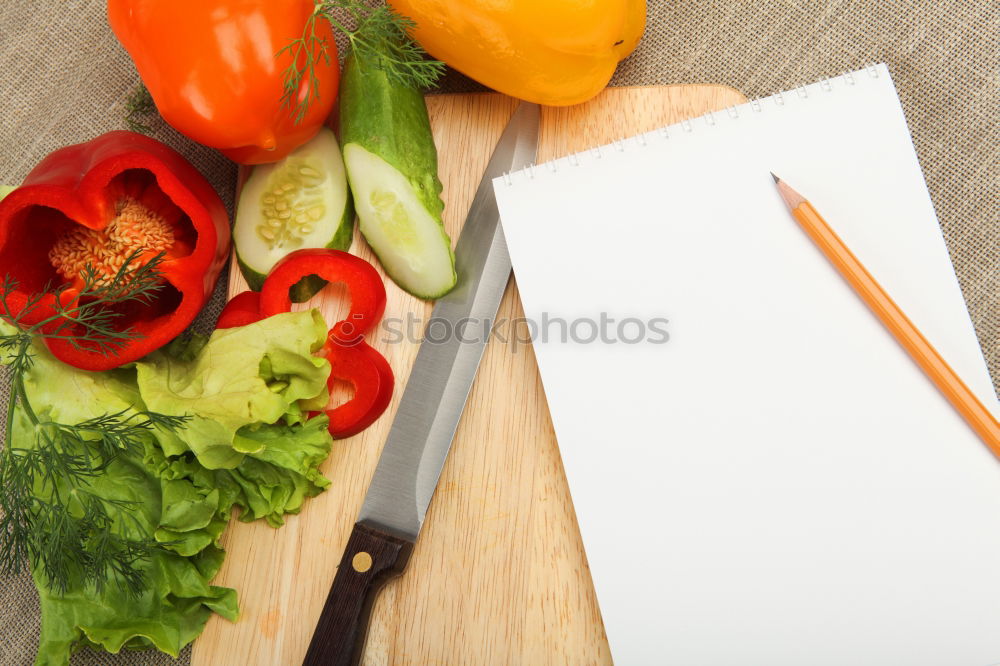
<box><xmin>302</xmin><ymin>522</ymin><xmax>414</xmax><ymax>666</ymax></box>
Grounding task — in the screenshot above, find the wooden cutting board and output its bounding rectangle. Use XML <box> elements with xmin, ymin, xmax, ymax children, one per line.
<box><xmin>195</xmin><ymin>83</ymin><xmax>746</xmax><ymax>665</ymax></box>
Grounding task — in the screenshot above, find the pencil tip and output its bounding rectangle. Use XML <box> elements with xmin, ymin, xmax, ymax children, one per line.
<box><xmin>770</xmin><ymin>171</ymin><xmax>780</xmax><ymax>183</ymax></box>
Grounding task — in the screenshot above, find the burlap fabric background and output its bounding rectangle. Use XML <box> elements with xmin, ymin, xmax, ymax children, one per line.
<box><xmin>1</xmin><ymin>1</ymin><xmax>996</xmax><ymax>664</ymax></box>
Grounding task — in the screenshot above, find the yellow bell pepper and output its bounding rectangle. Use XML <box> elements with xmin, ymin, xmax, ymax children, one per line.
<box><xmin>387</xmin><ymin>0</ymin><xmax>646</xmax><ymax>106</ymax></box>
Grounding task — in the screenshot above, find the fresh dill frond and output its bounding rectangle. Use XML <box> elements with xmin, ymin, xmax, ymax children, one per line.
<box><xmin>124</xmin><ymin>83</ymin><xmax>157</xmax><ymax>134</ymax></box>
<box><xmin>46</xmin><ymin>409</ymin><xmax>172</xmax><ymax>472</ymax></box>
<box><xmin>0</xmin><ymin>445</ymin><xmax>163</xmax><ymax>597</ymax></box>
<box><xmin>280</xmin><ymin>0</ymin><xmax>446</xmax><ymax>123</ymax></box>
<box><xmin>88</xmin><ymin>249</ymin><xmax>166</xmax><ymax>306</ymax></box>
<box><xmin>0</xmin><ymin>252</ymin><xmax>188</xmax><ymax>598</ymax></box>
<box><xmin>39</xmin><ymin>250</ymin><xmax>166</xmax><ymax>355</ymax></box>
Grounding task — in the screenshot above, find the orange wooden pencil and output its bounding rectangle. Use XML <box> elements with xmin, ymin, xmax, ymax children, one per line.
<box><xmin>772</xmin><ymin>173</ymin><xmax>1000</xmax><ymax>454</ymax></box>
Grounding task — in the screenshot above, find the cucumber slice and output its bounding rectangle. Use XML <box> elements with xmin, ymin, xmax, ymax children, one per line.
<box><xmin>234</xmin><ymin>128</ymin><xmax>353</xmax><ymax>300</ymax></box>
<box><xmin>343</xmin><ymin>144</ymin><xmax>457</xmax><ymax>299</ymax></box>
<box><xmin>340</xmin><ymin>53</ymin><xmax>457</xmax><ymax>300</ymax></box>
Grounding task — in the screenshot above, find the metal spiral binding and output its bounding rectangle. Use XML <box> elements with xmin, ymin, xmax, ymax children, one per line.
<box><xmin>501</xmin><ymin>66</ymin><xmax>884</xmax><ymax>186</ymax></box>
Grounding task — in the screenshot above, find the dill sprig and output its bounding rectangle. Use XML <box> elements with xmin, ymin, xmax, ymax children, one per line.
<box><xmin>124</xmin><ymin>83</ymin><xmax>157</xmax><ymax>135</ymax></box>
<box><xmin>279</xmin><ymin>0</ymin><xmax>446</xmax><ymax>123</ymax></box>
<box><xmin>2</xmin><ymin>250</ymin><xmax>165</xmax><ymax>356</ymax></box>
<box><xmin>0</xmin><ymin>251</ymin><xmax>188</xmax><ymax>598</ymax></box>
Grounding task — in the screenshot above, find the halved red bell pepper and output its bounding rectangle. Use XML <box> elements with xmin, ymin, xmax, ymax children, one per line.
<box><xmin>224</xmin><ymin>248</ymin><xmax>394</xmax><ymax>438</ymax></box>
<box><xmin>260</xmin><ymin>248</ymin><xmax>386</xmax><ymax>346</ymax></box>
<box><xmin>0</xmin><ymin>131</ymin><xmax>229</xmax><ymax>371</ymax></box>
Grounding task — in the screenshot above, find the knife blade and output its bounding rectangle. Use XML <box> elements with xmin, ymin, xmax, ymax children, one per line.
<box><xmin>303</xmin><ymin>101</ymin><xmax>540</xmax><ymax>666</ymax></box>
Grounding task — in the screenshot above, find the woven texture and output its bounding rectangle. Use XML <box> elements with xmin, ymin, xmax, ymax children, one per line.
<box><xmin>1</xmin><ymin>1</ymin><xmax>996</xmax><ymax>664</ymax></box>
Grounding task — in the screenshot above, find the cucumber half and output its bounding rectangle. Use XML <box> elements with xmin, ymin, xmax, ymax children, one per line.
<box><xmin>234</xmin><ymin>128</ymin><xmax>353</xmax><ymax>300</ymax></box>
<box><xmin>339</xmin><ymin>52</ymin><xmax>457</xmax><ymax>300</ymax></box>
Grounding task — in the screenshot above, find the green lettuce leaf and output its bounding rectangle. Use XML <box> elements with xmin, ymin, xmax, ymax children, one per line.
<box><xmin>4</xmin><ymin>311</ymin><xmax>336</xmax><ymax>665</ymax></box>
<box><xmin>227</xmin><ymin>416</ymin><xmax>333</xmax><ymax>527</ymax></box>
<box><xmin>30</xmin><ymin>452</ymin><xmax>238</xmax><ymax>665</ymax></box>
<box><xmin>135</xmin><ymin>310</ymin><xmax>330</xmax><ymax>469</ymax></box>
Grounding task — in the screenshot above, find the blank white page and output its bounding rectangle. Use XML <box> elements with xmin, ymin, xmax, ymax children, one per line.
<box><xmin>494</xmin><ymin>64</ymin><xmax>1000</xmax><ymax>665</ymax></box>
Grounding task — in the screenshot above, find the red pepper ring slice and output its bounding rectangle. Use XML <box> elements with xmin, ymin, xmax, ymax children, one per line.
<box><xmin>259</xmin><ymin>248</ymin><xmax>387</xmax><ymax>346</ymax></box>
<box><xmin>321</xmin><ymin>339</ymin><xmax>394</xmax><ymax>439</ymax></box>
<box><xmin>216</xmin><ymin>290</ymin><xmax>264</xmax><ymax>330</ymax></box>
<box><xmin>0</xmin><ymin>130</ymin><xmax>230</xmax><ymax>371</ymax></box>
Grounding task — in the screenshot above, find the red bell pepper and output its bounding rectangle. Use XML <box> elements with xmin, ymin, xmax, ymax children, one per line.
<box><xmin>0</xmin><ymin>131</ymin><xmax>229</xmax><ymax>371</ymax></box>
<box><xmin>260</xmin><ymin>248</ymin><xmax>386</xmax><ymax>346</ymax></box>
<box><xmin>216</xmin><ymin>290</ymin><xmax>263</xmax><ymax>330</ymax></box>
<box><xmin>320</xmin><ymin>339</ymin><xmax>394</xmax><ymax>439</ymax></box>
<box><xmin>224</xmin><ymin>248</ymin><xmax>394</xmax><ymax>438</ymax></box>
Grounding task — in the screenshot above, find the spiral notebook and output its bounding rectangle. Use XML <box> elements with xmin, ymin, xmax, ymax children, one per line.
<box><xmin>493</xmin><ymin>64</ymin><xmax>1000</xmax><ymax>665</ymax></box>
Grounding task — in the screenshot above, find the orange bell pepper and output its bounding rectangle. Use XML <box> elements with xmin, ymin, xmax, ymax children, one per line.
<box><xmin>108</xmin><ymin>0</ymin><xmax>340</xmax><ymax>165</ymax></box>
<box><xmin>387</xmin><ymin>0</ymin><xmax>646</xmax><ymax>106</ymax></box>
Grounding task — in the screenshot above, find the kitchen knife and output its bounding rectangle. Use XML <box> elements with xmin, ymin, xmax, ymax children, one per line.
<box><xmin>302</xmin><ymin>101</ymin><xmax>540</xmax><ymax>666</ymax></box>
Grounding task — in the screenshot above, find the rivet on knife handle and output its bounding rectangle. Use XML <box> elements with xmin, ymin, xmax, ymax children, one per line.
<box><xmin>302</xmin><ymin>522</ymin><xmax>414</xmax><ymax>666</ymax></box>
